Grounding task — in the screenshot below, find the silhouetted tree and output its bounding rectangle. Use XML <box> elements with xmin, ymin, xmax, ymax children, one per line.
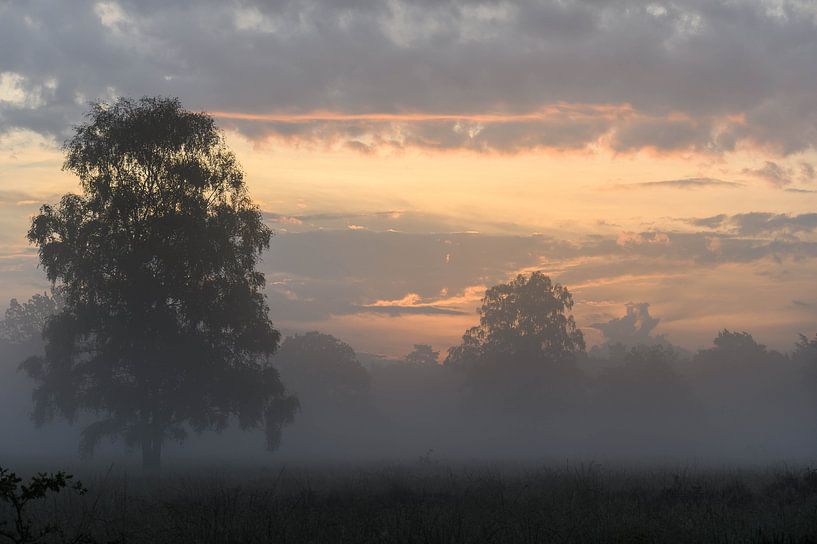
<box><xmin>445</xmin><ymin>272</ymin><xmax>585</xmax><ymax>369</ymax></box>
<box><xmin>0</xmin><ymin>466</ymin><xmax>88</xmax><ymax>544</ymax></box>
<box><xmin>691</xmin><ymin>329</ymin><xmax>787</xmax><ymax>373</ymax></box>
<box><xmin>275</xmin><ymin>332</ymin><xmax>370</xmax><ymax>412</ymax></box>
<box><xmin>445</xmin><ymin>272</ymin><xmax>586</xmax><ymax>419</ymax></box>
<box><xmin>405</xmin><ymin>344</ymin><xmax>439</xmax><ymax>366</ymax></box>
<box><xmin>22</xmin><ymin>97</ymin><xmax>297</xmax><ymax>470</ymax></box>
<box><xmin>702</xmin><ymin>330</ymin><xmax>771</xmax><ymax>360</ymax></box>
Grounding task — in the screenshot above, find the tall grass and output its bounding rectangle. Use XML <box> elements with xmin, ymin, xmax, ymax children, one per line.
<box><xmin>3</xmin><ymin>462</ymin><xmax>817</xmax><ymax>543</ymax></box>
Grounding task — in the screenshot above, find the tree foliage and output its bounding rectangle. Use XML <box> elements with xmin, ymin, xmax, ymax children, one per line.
<box><xmin>22</xmin><ymin>97</ymin><xmax>297</xmax><ymax>469</ymax></box>
<box><xmin>443</xmin><ymin>272</ymin><xmax>586</xmax><ymax>418</ymax></box>
<box><xmin>692</xmin><ymin>329</ymin><xmax>786</xmax><ymax>371</ymax></box>
<box><xmin>0</xmin><ymin>466</ymin><xmax>87</xmax><ymax>544</ymax></box>
<box><xmin>445</xmin><ymin>272</ymin><xmax>585</xmax><ymax>369</ymax></box>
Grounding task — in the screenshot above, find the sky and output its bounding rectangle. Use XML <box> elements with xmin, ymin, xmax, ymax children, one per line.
<box><xmin>1</xmin><ymin>0</ymin><xmax>817</xmax><ymax>357</ymax></box>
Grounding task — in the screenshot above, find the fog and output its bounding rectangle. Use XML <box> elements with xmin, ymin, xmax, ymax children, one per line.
<box><xmin>6</xmin><ymin>3</ymin><xmax>817</xmax><ymax>539</ymax></box>
<box><xmin>3</xmin><ymin>291</ymin><xmax>816</xmax><ymax>469</ymax></box>
<box><xmin>1</xmin><ymin>97</ymin><xmax>814</xmax><ymax>471</ymax></box>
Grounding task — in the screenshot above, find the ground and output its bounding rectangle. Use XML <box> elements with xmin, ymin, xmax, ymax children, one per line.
<box><xmin>3</xmin><ymin>460</ymin><xmax>817</xmax><ymax>543</ymax></box>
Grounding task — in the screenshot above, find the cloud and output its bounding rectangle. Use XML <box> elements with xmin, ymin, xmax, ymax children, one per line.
<box><xmin>262</xmin><ymin>209</ymin><xmax>539</xmax><ymax>236</ymax></box>
<box><xmin>253</xmin><ymin>215</ymin><xmax>817</xmax><ymax>332</ymax></box>
<box><xmin>357</xmin><ymin>305</ymin><xmax>467</xmax><ymax>316</ymax></box>
<box><xmin>616</xmin><ymin>231</ymin><xmax>670</xmax><ymax>247</ymax></box>
<box><xmin>690</xmin><ymin>214</ymin><xmax>728</xmax><ymax>229</ymax></box>
<box><xmin>590</xmin><ymin>302</ymin><xmax>665</xmax><ymax>346</ymax></box>
<box><xmin>215</xmin><ymin>106</ymin><xmax>626</xmax><ymax>153</ymax></box>
<box><xmin>742</xmin><ymin>161</ymin><xmax>793</xmax><ymax>187</ymax></box>
<box><xmin>689</xmin><ymin>212</ymin><xmax>817</xmax><ymax>236</ymax></box>
<box><xmin>3</xmin><ymin>1</ymin><xmax>817</xmax><ymax>153</ymax></box>
<box><xmin>609</xmin><ymin>117</ymin><xmax>713</xmax><ymax>153</ymax></box>
<box><xmin>0</xmin><ymin>189</ymin><xmax>65</xmax><ymax>211</ymax></box>
<box><xmin>5</xmin><ymin>207</ymin><xmax>817</xmax><ymax>351</ymax></box>
<box><xmin>359</xmin><ymin>292</ymin><xmax>469</xmax><ymax>316</ymax></box>
<box><xmin>620</xmin><ymin>177</ymin><xmax>742</xmax><ymax>190</ymax></box>
<box><xmin>800</xmin><ymin>162</ymin><xmax>816</xmax><ymax>182</ymax></box>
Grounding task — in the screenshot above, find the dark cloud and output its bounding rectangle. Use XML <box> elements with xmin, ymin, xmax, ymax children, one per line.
<box><xmin>688</xmin><ymin>212</ymin><xmax>817</xmax><ymax>236</ymax></box>
<box><xmin>3</xmin><ymin>1</ymin><xmax>817</xmax><ymax>153</ymax></box>
<box><xmin>731</xmin><ymin>213</ymin><xmax>817</xmax><ymax>236</ymax></box>
<box><xmin>609</xmin><ymin>118</ymin><xmax>713</xmax><ymax>153</ymax></box>
<box><xmin>591</xmin><ymin>302</ymin><xmax>665</xmax><ymax>346</ymax></box>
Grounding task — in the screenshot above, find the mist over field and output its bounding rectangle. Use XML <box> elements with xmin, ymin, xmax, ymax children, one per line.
<box><xmin>3</xmin><ymin>1</ymin><xmax>817</xmax><ymax>542</ymax></box>
<box><xmin>2</xmin><ymin>294</ymin><xmax>817</xmax><ymax>467</ymax></box>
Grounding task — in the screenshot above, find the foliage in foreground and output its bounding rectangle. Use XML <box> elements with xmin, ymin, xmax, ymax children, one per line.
<box><xmin>0</xmin><ymin>467</ymin><xmax>89</xmax><ymax>544</ymax></box>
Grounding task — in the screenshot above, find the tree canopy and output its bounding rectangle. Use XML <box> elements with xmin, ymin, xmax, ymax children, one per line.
<box><xmin>692</xmin><ymin>329</ymin><xmax>786</xmax><ymax>370</ymax></box>
<box><xmin>445</xmin><ymin>272</ymin><xmax>585</xmax><ymax>369</ymax></box>
<box><xmin>22</xmin><ymin>96</ymin><xmax>297</xmax><ymax>469</ymax></box>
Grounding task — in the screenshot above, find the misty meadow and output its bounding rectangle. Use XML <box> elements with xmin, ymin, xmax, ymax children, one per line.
<box><xmin>4</xmin><ymin>1</ymin><xmax>817</xmax><ymax>543</ymax></box>
<box><xmin>0</xmin><ymin>97</ymin><xmax>814</xmax><ymax>543</ymax></box>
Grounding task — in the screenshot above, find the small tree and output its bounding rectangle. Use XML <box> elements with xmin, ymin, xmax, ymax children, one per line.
<box><xmin>405</xmin><ymin>344</ymin><xmax>439</xmax><ymax>366</ymax></box>
<box><xmin>0</xmin><ymin>467</ymin><xmax>87</xmax><ymax>544</ymax></box>
<box><xmin>22</xmin><ymin>97</ymin><xmax>297</xmax><ymax>469</ymax></box>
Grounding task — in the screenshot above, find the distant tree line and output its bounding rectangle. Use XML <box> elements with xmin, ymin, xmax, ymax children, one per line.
<box><xmin>4</xmin><ymin>268</ymin><xmax>817</xmax><ymax>461</ymax></box>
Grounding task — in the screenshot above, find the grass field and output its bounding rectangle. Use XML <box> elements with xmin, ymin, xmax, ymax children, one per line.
<box><xmin>3</xmin><ymin>461</ymin><xmax>817</xmax><ymax>543</ymax></box>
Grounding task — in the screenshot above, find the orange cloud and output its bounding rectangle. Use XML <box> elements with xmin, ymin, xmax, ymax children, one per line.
<box><xmin>210</xmin><ymin>103</ymin><xmax>636</xmax><ymax>124</ymax></box>
<box><xmin>212</xmin><ymin>104</ymin><xmax>764</xmax><ymax>158</ymax></box>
